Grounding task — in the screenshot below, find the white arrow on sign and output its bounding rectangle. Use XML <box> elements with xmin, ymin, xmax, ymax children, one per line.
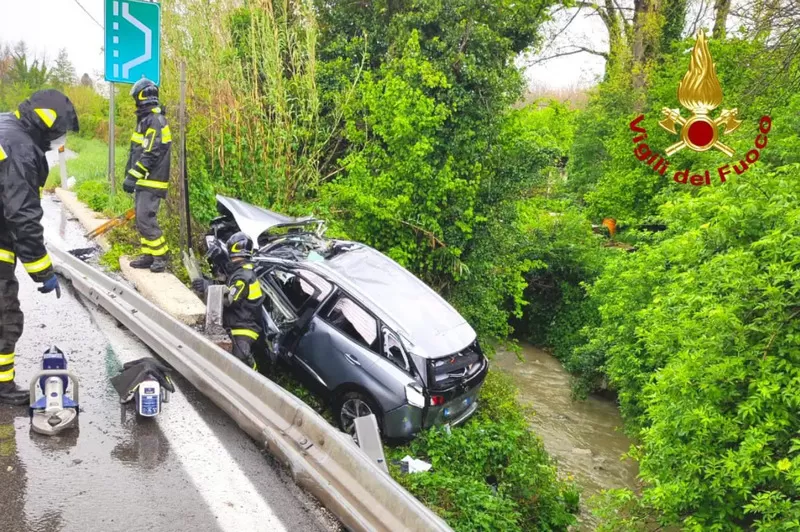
<box><xmin>120</xmin><ymin>1</ymin><xmax>152</xmax><ymax>79</ymax></box>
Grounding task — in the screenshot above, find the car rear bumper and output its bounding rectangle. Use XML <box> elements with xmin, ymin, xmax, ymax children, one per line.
<box><xmin>383</xmin><ymin>403</ymin><xmax>425</xmax><ymax>439</ymax></box>
<box><xmin>423</xmin><ymin>383</ymin><xmax>482</xmax><ymax>428</ymax></box>
<box><xmin>382</xmin><ymin>370</ymin><xmax>486</xmax><ymax>439</ymax></box>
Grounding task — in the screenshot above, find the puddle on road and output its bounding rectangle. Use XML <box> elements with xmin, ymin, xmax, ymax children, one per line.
<box><xmin>493</xmin><ymin>345</ymin><xmax>640</xmax><ymax>524</ymax></box>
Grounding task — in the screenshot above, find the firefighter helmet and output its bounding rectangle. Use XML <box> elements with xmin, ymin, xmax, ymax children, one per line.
<box><xmin>16</xmin><ymin>90</ymin><xmax>79</xmax><ymax>149</ymax></box>
<box><xmin>226</xmin><ymin>232</ymin><xmax>254</xmax><ymax>259</ymax></box>
<box><xmin>130</xmin><ymin>78</ymin><xmax>159</xmax><ymax>107</ymax></box>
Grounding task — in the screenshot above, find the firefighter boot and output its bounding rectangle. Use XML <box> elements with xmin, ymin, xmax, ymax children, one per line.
<box><xmin>0</xmin><ymin>381</ymin><xmax>29</xmax><ymax>406</ymax></box>
<box><xmin>150</xmin><ymin>252</ymin><xmax>170</xmax><ymax>273</ymax></box>
<box><xmin>129</xmin><ymin>254</ymin><xmax>154</xmax><ymax>269</ymax></box>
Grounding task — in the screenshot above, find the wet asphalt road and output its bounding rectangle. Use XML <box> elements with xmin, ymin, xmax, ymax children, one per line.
<box><xmin>0</xmin><ymin>196</ymin><xmax>340</xmax><ymax>532</ymax></box>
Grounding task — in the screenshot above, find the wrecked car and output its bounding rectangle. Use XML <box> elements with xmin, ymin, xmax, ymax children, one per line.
<box><xmin>203</xmin><ymin>195</ymin><xmax>489</xmax><ymax>439</ymax></box>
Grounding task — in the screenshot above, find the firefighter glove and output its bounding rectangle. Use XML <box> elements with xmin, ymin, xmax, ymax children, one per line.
<box><xmin>122</xmin><ymin>174</ymin><xmax>136</xmax><ymax>194</ymax></box>
<box><xmin>191</xmin><ymin>278</ymin><xmax>209</xmax><ymax>295</ymax></box>
<box><xmin>38</xmin><ymin>274</ymin><xmax>61</xmax><ymax>299</ymax></box>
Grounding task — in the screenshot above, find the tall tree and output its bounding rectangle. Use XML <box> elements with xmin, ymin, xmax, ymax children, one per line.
<box><xmin>533</xmin><ymin>0</ymin><xmax>686</xmax><ymax>88</ymax></box>
<box><xmin>49</xmin><ymin>48</ymin><xmax>76</xmax><ymax>87</ymax></box>
<box><xmin>712</xmin><ymin>0</ymin><xmax>731</xmax><ymax>38</ymax></box>
<box><xmin>8</xmin><ymin>47</ymin><xmax>49</xmax><ymax>88</ymax></box>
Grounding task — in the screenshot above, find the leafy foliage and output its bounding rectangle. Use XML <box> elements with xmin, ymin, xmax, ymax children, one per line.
<box><xmin>578</xmin><ymin>165</ymin><xmax>800</xmax><ymax>528</ymax></box>
<box><xmin>388</xmin><ymin>371</ymin><xmax>580</xmax><ymax>531</ymax></box>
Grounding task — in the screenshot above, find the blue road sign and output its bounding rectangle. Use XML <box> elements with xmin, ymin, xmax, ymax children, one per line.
<box><xmin>104</xmin><ymin>0</ymin><xmax>161</xmax><ymax>85</ymax></box>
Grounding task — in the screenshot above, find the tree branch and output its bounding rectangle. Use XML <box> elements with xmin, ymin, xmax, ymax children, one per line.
<box><xmin>530</xmin><ymin>46</ymin><xmax>609</xmax><ymax>64</ymax></box>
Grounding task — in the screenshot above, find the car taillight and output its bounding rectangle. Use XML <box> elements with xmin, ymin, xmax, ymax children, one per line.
<box><xmin>430</xmin><ymin>395</ymin><xmax>445</xmax><ymax>406</ymax></box>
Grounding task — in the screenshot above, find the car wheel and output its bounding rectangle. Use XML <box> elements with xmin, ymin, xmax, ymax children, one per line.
<box><xmin>335</xmin><ymin>391</ymin><xmax>381</xmax><ymax>441</ymax></box>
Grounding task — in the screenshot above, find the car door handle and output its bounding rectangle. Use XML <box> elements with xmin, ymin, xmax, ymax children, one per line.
<box><xmin>344</xmin><ymin>353</ymin><xmax>361</xmax><ymax>366</ymax></box>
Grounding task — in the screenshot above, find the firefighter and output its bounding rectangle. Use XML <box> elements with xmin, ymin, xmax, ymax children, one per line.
<box><xmin>122</xmin><ymin>78</ymin><xmax>172</xmax><ymax>272</ymax></box>
<box><xmin>0</xmin><ymin>90</ymin><xmax>78</xmax><ymax>404</ymax></box>
<box><xmin>192</xmin><ymin>232</ymin><xmax>264</xmax><ymax>370</ymax></box>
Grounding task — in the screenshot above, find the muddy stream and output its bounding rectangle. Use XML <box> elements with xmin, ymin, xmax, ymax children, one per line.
<box><xmin>494</xmin><ymin>345</ymin><xmax>639</xmax><ymax>526</ymax></box>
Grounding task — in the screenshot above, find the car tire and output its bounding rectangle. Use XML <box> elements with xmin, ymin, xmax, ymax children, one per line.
<box><xmin>335</xmin><ymin>391</ymin><xmax>382</xmax><ymax>440</ymax></box>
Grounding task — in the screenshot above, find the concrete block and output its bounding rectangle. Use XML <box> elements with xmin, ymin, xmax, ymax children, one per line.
<box><xmin>120</xmin><ymin>256</ymin><xmax>206</xmax><ymax>325</ymax></box>
<box><xmin>54</xmin><ymin>187</ymin><xmax>111</xmax><ymax>250</ymax></box>
<box><xmin>205</xmin><ymin>284</ymin><xmax>226</xmax><ymax>336</ymax></box>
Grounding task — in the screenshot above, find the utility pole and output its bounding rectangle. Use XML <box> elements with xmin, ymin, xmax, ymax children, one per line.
<box><xmin>178</xmin><ymin>60</ymin><xmax>191</xmax><ymax>252</ymax></box>
<box><xmin>108</xmin><ymin>82</ymin><xmax>116</xmax><ymax>195</ymax></box>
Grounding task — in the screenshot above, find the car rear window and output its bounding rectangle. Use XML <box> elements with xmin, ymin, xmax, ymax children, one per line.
<box><xmin>428</xmin><ymin>342</ymin><xmax>484</xmax><ymax>391</ymax></box>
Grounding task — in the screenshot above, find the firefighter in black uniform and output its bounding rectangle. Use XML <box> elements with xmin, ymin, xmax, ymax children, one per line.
<box><xmin>193</xmin><ymin>232</ymin><xmax>264</xmax><ymax>370</ymax></box>
<box><xmin>122</xmin><ymin>78</ymin><xmax>172</xmax><ymax>272</ymax></box>
<box><xmin>0</xmin><ymin>90</ymin><xmax>78</xmax><ymax>404</ymax></box>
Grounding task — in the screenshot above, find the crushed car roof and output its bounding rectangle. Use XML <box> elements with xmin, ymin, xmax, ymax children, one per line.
<box><xmin>216</xmin><ymin>195</ymin><xmax>320</xmax><ymax>245</ymax></box>
<box><xmin>218</xmin><ymin>195</ymin><xmax>477</xmax><ymax>357</ymax></box>
<box><xmin>321</xmin><ymin>246</ymin><xmax>476</xmax><ymax>358</ymax></box>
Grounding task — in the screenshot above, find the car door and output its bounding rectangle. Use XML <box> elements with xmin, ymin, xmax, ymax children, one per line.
<box><xmin>263</xmin><ymin>267</ymin><xmax>331</xmax><ymax>360</ymax></box>
<box><xmin>295</xmin><ymin>294</ymin><xmax>379</xmax><ymax>393</ymax></box>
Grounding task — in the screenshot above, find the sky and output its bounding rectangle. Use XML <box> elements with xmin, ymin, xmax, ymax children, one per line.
<box><xmin>0</xmin><ymin>0</ymin><xmax>607</xmax><ymax>89</ymax></box>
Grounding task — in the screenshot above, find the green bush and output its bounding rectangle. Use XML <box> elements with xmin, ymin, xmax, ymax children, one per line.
<box><xmin>579</xmin><ymin>165</ymin><xmax>800</xmax><ymax>528</ymax></box>
<box><xmin>387</xmin><ymin>371</ymin><xmax>580</xmax><ymax>531</ymax></box>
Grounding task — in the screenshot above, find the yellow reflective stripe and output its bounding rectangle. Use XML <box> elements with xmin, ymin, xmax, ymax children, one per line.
<box><xmin>232</xmin><ymin>280</ymin><xmax>245</xmax><ymax>301</ymax></box>
<box><xmin>145</xmin><ymin>128</ymin><xmax>157</xmax><ymax>152</ymax></box>
<box><xmin>161</xmin><ymin>125</ymin><xmax>172</xmax><ymax>143</ymax></box>
<box><xmin>0</xmin><ymin>367</ymin><xmax>14</xmax><ymax>382</ymax></box>
<box><xmin>23</xmin><ymin>254</ymin><xmax>52</xmax><ymax>274</ymax></box>
<box><xmin>151</xmin><ymin>107</ymin><xmax>162</xmax><ymax>114</ymax></box>
<box><xmin>137</xmin><ymin>179</ymin><xmax>168</xmax><ymax>189</ymax></box>
<box><xmin>0</xmin><ymin>143</ymin><xmax>7</xmax><ymax>161</ymax></box>
<box><xmin>136</xmin><ymin>162</ymin><xmax>149</xmax><ymax>172</ymax></box>
<box><xmin>248</xmin><ymin>280</ymin><xmax>263</xmax><ymax>300</ymax></box>
<box><xmin>0</xmin><ymin>248</ymin><xmax>15</xmax><ymax>264</ymax></box>
<box><xmin>0</xmin><ymin>353</ymin><xmax>14</xmax><ymax>365</ymax></box>
<box><xmin>231</xmin><ymin>329</ymin><xmax>259</xmax><ymax>340</ymax></box>
<box><xmin>34</xmin><ymin>108</ymin><xmax>57</xmax><ymax>128</ymax></box>
<box><xmin>131</xmin><ymin>132</ymin><xmax>144</xmax><ymax>144</ymax></box>
<box><xmin>14</xmin><ymin>110</ymin><xmax>20</xmax><ymax>119</ymax></box>
<box><xmin>141</xmin><ymin>236</ymin><xmax>165</xmax><ymax>247</ymax></box>
<box><xmin>242</xmin><ymin>264</ymin><xmax>254</xmax><ymax>270</ymax></box>
<box><xmin>129</xmin><ymin>168</ymin><xmax>144</xmax><ymax>179</ymax></box>
<box><xmin>149</xmin><ymin>244</ymin><xmax>169</xmax><ymax>256</ymax></box>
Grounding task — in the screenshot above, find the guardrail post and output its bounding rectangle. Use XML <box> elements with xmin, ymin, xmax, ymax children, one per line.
<box><xmin>58</xmin><ymin>145</ymin><xmax>69</xmax><ymax>189</ymax></box>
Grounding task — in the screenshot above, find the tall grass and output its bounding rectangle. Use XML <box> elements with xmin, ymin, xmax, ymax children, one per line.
<box><xmin>161</xmin><ymin>0</ymin><xmax>332</xmax><ymax>222</ymax></box>
<box><xmin>45</xmin><ymin>137</ymin><xmax>133</xmax><ymax>216</ymax></box>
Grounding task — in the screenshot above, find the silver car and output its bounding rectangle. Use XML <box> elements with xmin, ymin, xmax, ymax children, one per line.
<box><xmin>205</xmin><ymin>196</ymin><xmax>489</xmax><ymax>439</ymax></box>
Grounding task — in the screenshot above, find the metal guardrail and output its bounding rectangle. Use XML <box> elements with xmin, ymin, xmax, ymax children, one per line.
<box><xmin>49</xmin><ymin>242</ymin><xmax>451</xmax><ymax>532</ymax></box>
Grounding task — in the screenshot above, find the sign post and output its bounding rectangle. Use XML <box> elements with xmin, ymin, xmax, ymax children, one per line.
<box><xmin>104</xmin><ymin>0</ymin><xmax>161</xmax><ymax>194</ymax></box>
<box><xmin>108</xmin><ymin>84</ymin><xmax>116</xmax><ymax>194</ymax></box>
<box><xmin>178</xmin><ymin>60</ymin><xmax>189</xmax><ymax>252</ymax></box>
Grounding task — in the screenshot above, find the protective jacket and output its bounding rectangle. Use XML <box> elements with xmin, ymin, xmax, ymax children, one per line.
<box><xmin>124</xmin><ymin>107</ymin><xmax>172</xmax><ymax>198</ymax></box>
<box><xmin>223</xmin><ymin>262</ymin><xmax>265</xmax><ymax>338</ymax></box>
<box><xmin>0</xmin><ymin>91</ymin><xmax>78</xmax><ymax>282</ymax></box>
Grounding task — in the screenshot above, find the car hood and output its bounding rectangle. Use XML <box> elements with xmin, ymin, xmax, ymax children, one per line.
<box><xmin>324</xmin><ymin>246</ymin><xmax>476</xmax><ymax>358</ymax></box>
<box><xmin>215</xmin><ymin>195</ymin><xmax>320</xmax><ymax>245</ymax></box>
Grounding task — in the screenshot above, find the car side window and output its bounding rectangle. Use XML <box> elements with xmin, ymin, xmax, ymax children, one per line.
<box><xmin>382</xmin><ymin>329</ymin><xmax>410</xmax><ymax>373</ymax></box>
<box><xmin>323</xmin><ymin>296</ymin><xmax>379</xmax><ymax>352</ymax></box>
<box><xmin>270</xmin><ymin>269</ymin><xmax>322</xmax><ymax>311</ymax></box>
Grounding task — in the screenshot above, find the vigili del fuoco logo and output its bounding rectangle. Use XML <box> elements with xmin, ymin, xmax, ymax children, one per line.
<box><xmin>629</xmin><ymin>30</ymin><xmax>771</xmax><ymax>186</ymax></box>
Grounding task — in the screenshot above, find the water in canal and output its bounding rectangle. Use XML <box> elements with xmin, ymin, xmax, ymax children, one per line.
<box><xmin>493</xmin><ymin>345</ymin><xmax>640</xmax><ymax>525</ymax></box>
